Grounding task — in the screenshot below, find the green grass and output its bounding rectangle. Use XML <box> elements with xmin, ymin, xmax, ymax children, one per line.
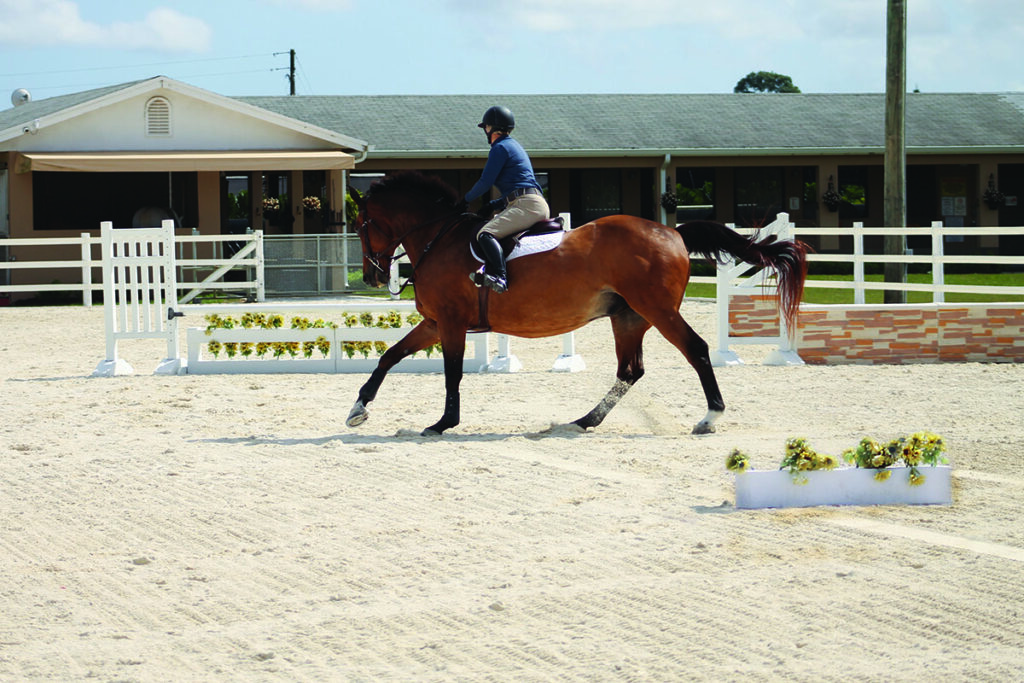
<box><xmin>347</xmin><ymin>270</ymin><xmax>1024</xmax><ymax>305</ymax></box>
<box><xmin>801</xmin><ymin>272</ymin><xmax>1024</xmax><ymax>304</ymax></box>
<box><xmin>685</xmin><ymin>272</ymin><xmax>1024</xmax><ymax>304</ymax></box>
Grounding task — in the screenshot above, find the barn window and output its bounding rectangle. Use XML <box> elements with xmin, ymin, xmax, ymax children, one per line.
<box><xmin>145</xmin><ymin>96</ymin><xmax>172</xmax><ymax>136</ymax></box>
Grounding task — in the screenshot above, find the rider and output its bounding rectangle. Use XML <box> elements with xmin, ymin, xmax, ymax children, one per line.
<box><xmin>463</xmin><ymin>105</ymin><xmax>550</xmax><ymax>294</ymax></box>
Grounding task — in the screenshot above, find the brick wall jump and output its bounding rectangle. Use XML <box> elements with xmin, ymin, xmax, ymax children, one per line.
<box><xmin>727</xmin><ymin>295</ymin><xmax>1024</xmax><ymax>364</ymax></box>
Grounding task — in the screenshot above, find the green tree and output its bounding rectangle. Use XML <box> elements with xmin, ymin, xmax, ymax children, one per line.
<box><xmin>734</xmin><ymin>71</ymin><xmax>801</xmax><ymax>93</ymax></box>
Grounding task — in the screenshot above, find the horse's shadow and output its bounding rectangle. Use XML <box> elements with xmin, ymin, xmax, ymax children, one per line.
<box><xmin>189</xmin><ymin>424</ymin><xmax>593</xmax><ymax>448</ymax></box>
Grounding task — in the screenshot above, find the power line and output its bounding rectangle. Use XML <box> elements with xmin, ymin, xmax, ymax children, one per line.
<box><xmin>19</xmin><ymin>68</ymin><xmax>283</xmax><ymax>95</ymax></box>
<box><xmin>0</xmin><ymin>53</ymin><xmax>276</xmax><ymax>79</ymax></box>
<box><xmin>294</xmin><ymin>54</ymin><xmax>317</xmax><ymax>96</ymax></box>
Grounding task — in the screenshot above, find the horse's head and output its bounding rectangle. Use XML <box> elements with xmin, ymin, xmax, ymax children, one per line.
<box><xmin>352</xmin><ymin>189</ymin><xmax>397</xmax><ymax>289</ymax></box>
<box><xmin>353</xmin><ymin>172</ymin><xmax>462</xmax><ymax>288</ymax></box>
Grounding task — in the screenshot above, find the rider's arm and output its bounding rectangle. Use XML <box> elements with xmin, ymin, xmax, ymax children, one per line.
<box><xmin>464</xmin><ymin>143</ymin><xmax>509</xmax><ymax>202</ymax></box>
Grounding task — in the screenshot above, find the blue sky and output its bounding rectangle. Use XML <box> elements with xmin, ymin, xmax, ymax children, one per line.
<box><xmin>1</xmin><ymin>0</ymin><xmax>1022</xmax><ymax>105</ymax></box>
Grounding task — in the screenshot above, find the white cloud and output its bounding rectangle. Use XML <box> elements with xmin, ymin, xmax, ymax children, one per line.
<box><xmin>262</xmin><ymin>0</ymin><xmax>353</xmax><ymax>10</ymax></box>
<box><xmin>450</xmin><ymin>0</ymin><xmax>807</xmax><ymax>36</ymax></box>
<box><xmin>0</xmin><ymin>0</ymin><xmax>212</xmax><ymax>52</ymax></box>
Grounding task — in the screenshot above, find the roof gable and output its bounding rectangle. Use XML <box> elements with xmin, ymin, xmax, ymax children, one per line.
<box><xmin>0</xmin><ymin>76</ymin><xmax>368</xmax><ymax>153</ymax></box>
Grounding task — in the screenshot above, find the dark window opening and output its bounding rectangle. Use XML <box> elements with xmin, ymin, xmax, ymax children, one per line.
<box><xmin>674</xmin><ymin>167</ymin><xmax>715</xmax><ymax>222</ymax></box>
<box><xmin>33</xmin><ymin>171</ymin><xmax>198</xmax><ymax>231</ymax></box>
<box><xmin>837</xmin><ymin>165</ymin><xmax>869</xmax><ymax>222</ymax></box>
<box><xmin>734</xmin><ymin>166</ymin><xmax>783</xmax><ymax>227</ymax></box>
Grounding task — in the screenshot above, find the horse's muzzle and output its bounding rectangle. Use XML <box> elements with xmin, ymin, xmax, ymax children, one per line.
<box><xmin>362</xmin><ymin>257</ymin><xmax>388</xmax><ymax>288</ymax></box>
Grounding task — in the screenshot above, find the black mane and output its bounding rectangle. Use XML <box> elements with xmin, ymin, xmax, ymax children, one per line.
<box><xmin>367</xmin><ymin>171</ymin><xmax>460</xmax><ymax>208</ymax></box>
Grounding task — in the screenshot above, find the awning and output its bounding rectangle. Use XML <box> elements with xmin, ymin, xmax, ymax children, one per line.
<box><xmin>13</xmin><ymin>150</ymin><xmax>355</xmax><ymax>173</ymax></box>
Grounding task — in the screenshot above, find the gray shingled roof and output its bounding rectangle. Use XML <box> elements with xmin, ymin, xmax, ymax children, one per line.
<box><xmin>237</xmin><ymin>92</ymin><xmax>1024</xmax><ymax>157</ymax></box>
<box><xmin>0</xmin><ymin>80</ymin><xmax>145</xmax><ymax>133</ymax></box>
<box><xmin>3</xmin><ymin>80</ymin><xmax>1023</xmax><ymax>157</ymax></box>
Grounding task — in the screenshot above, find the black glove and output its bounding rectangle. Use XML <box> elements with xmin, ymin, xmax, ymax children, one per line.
<box><xmin>478</xmin><ymin>199</ymin><xmax>499</xmax><ymax>218</ymax></box>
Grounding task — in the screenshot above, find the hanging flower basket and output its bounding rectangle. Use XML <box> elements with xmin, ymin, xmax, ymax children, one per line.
<box><xmin>822</xmin><ymin>178</ymin><xmax>841</xmax><ymax>212</ymax></box>
<box><xmin>983</xmin><ymin>187</ymin><xmax>1005</xmax><ymax>210</ymax></box>
<box><xmin>302</xmin><ymin>195</ymin><xmax>323</xmax><ymax>215</ymax></box>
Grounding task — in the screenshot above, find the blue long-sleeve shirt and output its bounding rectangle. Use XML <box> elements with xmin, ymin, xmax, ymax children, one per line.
<box><xmin>464</xmin><ymin>135</ymin><xmax>541</xmax><ymax>203</ymax></box>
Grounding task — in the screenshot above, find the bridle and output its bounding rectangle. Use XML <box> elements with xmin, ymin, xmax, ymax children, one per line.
<box><xmin>357</xmin><ymin>204</ymin><xmax>471</xmax><ymax>293</ymax></box>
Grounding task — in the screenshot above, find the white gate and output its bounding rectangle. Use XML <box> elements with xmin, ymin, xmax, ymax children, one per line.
<box><xmin>93</xmin><ymin>220</ymin><xmax>183</xmax><ymax>376</ymax></box>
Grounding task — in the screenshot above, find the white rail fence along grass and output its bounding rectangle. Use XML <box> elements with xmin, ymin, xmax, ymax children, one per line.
<box><xmin>716</xmin><ymin>214</ymin><xmax>1024</xmax><ymax>365</ymax></box>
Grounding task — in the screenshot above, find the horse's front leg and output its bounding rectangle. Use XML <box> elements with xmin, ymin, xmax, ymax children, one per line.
<box><xmin>346</xmin><ymin>319</ymin><xmax>439</xmax><ymax>428</ymax></box>
<box><xmin>421</xmin><ymin>327</ymin><xmax>467</xmax><ymax>436</ymax></box>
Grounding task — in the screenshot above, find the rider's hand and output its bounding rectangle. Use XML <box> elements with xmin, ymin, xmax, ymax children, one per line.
<box><xmin>479</xmin><ymin>200</ymin><xmax>499</xmax><ymax>218</ymax></box>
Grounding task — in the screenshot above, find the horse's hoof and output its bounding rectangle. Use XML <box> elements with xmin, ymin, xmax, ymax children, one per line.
<box><xmin>346</xmin><ymin>402</ymin><xmax>369</xmax><ymax>428</ymax></box>
<box><xmin>691</xmin><ymin>409</ymin><xmax>723</xmax><ymax>435</ymax></box>
<box><xmin>420</xmin><ymin>427</ymin><xmax>442</xmax><ymax>437</ymax></box>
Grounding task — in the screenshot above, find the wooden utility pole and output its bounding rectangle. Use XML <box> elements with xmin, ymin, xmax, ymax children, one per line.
<box><xmin>288</xmin><ymin>49</ymin><xmax>296</xmax><ymax>96</ymax></box>
<box><xmin>883</xmin><ymin>0</ymin><xmax>907</xmax><ymax>303</ymax></box>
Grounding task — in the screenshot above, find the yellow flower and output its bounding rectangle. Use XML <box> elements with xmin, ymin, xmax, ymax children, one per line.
<box><xmin>874</xmin><ymin>469</ymin><xmax>892</xmax><ymax>482</ymax></box>
<box><xmin>315</xmin><ymin>336</ymin><xmax>331</xmax><ymax>358</ymax></box>
<box><xmin>725</xmin><ymin>449</ymin><xmax>749</xmax><ymax>473</ymax></box>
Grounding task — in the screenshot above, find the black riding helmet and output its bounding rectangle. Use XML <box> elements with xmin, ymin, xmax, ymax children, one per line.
<box><xmin>478</xmin><ymin>105</ymin><xmax>515</xmax><ymax>132</ymax></box>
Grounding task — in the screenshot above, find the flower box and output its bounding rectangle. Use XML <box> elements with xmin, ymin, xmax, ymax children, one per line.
<box><xmin>185</xmin><ymin>327</ymin><xmax>488</xmax><ymax>375</ymax></box>
<box><xmin>734</xmin><ymin>466</ymin><xmax>952</xmax><ymax>509</ymax></box>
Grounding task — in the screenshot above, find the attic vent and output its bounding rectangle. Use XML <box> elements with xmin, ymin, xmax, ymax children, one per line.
<box><xmin>145</xmin><ymin>96</ymin><xmax>171</xmax><ymax>136</ymax></box>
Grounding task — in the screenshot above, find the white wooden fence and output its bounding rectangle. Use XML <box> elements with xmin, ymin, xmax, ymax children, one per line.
<box><xmin>91</xmin><ymin>221</ymin><xmax>584</xmax><ymax>376</ymax></box>
<box><xmin>796</xmin><ymin>222</ymin><xmax>1024</xmax><ymax>303</ymax></box>
<box><xmin>0</xmin><ymin>229</ymin><xmax>264</xmax><ymax>305</ymax></box>
<box><xmin>710</xmin><ymin>215</ymin><xmax>1024</xmax><ymax>365</ymax></box>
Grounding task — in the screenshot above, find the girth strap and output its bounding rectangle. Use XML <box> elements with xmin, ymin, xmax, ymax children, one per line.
<box><xmin>470</xmin><ymin>284</ymin><xmax>491</xmax><ymax>333</ymax></box>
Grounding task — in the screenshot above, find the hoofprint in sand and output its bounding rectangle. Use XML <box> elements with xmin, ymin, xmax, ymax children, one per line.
<box><xmin>2</xmin><ymin>300</ymin><xmax>1023</xmax><ymax>680</ymax></box>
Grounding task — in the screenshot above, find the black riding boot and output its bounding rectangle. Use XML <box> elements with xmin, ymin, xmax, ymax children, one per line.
<box><xmin>473</xmin><ymin>232</ymin><xmax>508</xmax><ymax>293</ymax></box>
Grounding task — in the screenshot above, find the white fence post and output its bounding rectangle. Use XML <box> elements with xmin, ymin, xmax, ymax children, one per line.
<box><xmin>487</xmin><ymin>334</ymin><xmax>523</xmax><ymax>373</ymax></box>
<box><xmin>254</xmin><ymin>230</ymin><xmax>266</xmax><ymax>301</ymax></box>
<box><xmin>710</xmin><ymin>213</ymin><xmax>804</xmax><ymax>367</ymax></box>
<box><xmin>931</xmin><ymin>221</ymin><xmax>945</xmax><ymax>304</ymax></box>
<box><xmin>80</xmin><ymin>232</ymin><xmax>93</xmax><ymax>306</ymax></box>
<box><xmin>852</xmin><ymin>222</ymin><xmax>866</xmax><ymax>305</ymax></box>
<box><xmin>711</xmin><ymin>233</ymin><xmax>743</xmax><ymax>366</ymax></box>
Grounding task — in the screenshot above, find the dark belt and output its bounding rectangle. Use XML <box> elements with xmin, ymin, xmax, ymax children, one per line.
<box><xmin>500</xmin><ymin>186</ymin><xmax>542</xmax><ymax>207</ymax></box>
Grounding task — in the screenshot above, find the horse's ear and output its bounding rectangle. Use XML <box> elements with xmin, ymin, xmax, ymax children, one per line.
<box><xmin>347</xmin><ymin>185</ymin><xmax>364</xmax><ymax>209</ymax></box>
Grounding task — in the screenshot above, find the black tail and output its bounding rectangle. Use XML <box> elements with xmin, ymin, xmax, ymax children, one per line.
<box><xmin>677</xmin><ymin>220</ymin><xmax>809</xmax><ymax>332</ymax></box>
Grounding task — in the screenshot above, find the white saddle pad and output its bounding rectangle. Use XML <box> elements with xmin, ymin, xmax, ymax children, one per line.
<box><xmin>472</xmin><ymin>231</ymin><xmax>565</xmax><ymax>265</ymax></box>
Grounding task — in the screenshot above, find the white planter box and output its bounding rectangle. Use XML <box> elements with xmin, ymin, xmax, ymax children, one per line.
<box><xmin>185</xmin><ymin>327</ymin><xmax>488</xmax><ymax>375</ymax></box>
<box><xmin>734</xmin><ymin>466</ymin><xmax>952</xmax><ymax>509</ymax></box>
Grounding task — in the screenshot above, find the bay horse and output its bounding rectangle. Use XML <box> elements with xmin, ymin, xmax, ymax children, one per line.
<box><xmin>347</xmin><ymin>172</ymin><xmax>807</xmax><ymax>436</ymax></box>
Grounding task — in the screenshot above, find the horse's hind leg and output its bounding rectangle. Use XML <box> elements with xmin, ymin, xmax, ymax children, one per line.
<box><xmin>572</xmin><ymin>308</ymin><xmax>650</xmax><ymax>430</ymax></box>
<box><xmin>346</xmin><ymin>320</ymin><xmax>440</xmax><ymax>428</ymax></box>
<box><xmin>648</xmin><ymin>310</ymin><xmax>725</xmax><ymax>434</ymax></box>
